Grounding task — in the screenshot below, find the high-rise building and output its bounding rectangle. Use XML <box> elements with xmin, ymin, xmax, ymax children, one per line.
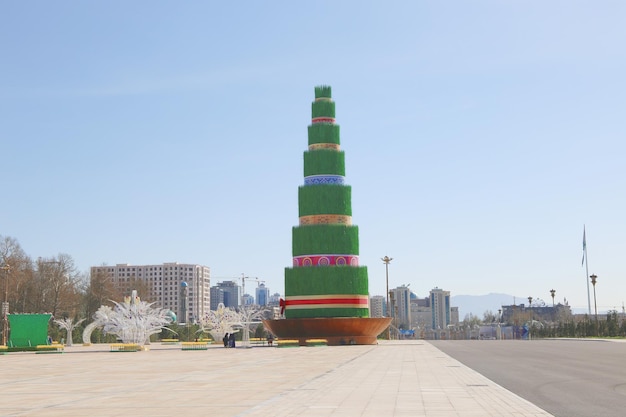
<box><xmin>209</xmin><ymin>287</ymin><xmax>224</xmax><ymax>310</ymax></box>
<box><xmin>213</xmin><ymin>281</ymin><xmax>241</xmax><ymax>308</ymax></box>
<box><xmin>390</xmin><ymin>286</ymin><xmax>412</xmax><ymax>328</ymax></box>
<box><xmin>369</xmin><ymin>295</ymin><xmax>385</xmax><ymax>318</ymax></box>
<box><xmin>430</xmin><ymin>288</ymin><xmax>451</xmax><ymax>330</ymax></box>
<box><xmin>450</xmin><ymin>306</ymin><xmax>459</xmax><ymax>325</ymax></box>
<box><xmin>90</xmin><ymin>263</ymin><xmax>210</xmax><ymax>323</ymax></box>
<box><xmin>242</xmin><ymin>294</ymin><xmax>254</xmax><ymax>305</ymax></box>
<box><xmin>268</xmin><ymin>293</ymin><xmax>281</xmax><ymax>306</ymax></box>
<box><xmin>256</xmin><ymin>283</ymin><xmax>270</xmax><ymax>306</ymax></box>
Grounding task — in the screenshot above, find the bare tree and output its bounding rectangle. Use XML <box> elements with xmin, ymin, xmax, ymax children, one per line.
<box><xmin>462</xmin><ymin>313</ymin><xmax>482</xmax><ymax>327</ymax></box>
<box><xmin>35</xmin><ymin>254</ymin><xmax>82</xmax><ymax>317</ymax></box>
<box><xmin>1</xmin><ymin>237</ymin><xmax>84</xmax><ymax>318</ymax></box>
<box><xmin>483</xmin><ymin>310</ymin><xmax>497</xmax><ymax>324</ymax></box>
<box><xmin>0</xmin><ymin>235</ymin><xmax>34</xmax><ymax>314</ymax></box>
<box><xmin>83</xmin><ymin>266</ymin><xmax>123</xmax><ymax>320</ymax></box>
<box><xmin>0</xmin><ymin>235</ymin><xmax>26</xmax><ymax>262</ymax></box>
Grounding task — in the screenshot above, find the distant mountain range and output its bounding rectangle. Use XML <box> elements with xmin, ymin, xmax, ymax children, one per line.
<box><xmin>451</xmin><ymin>293</ymin><xmax>523</xmax><ymax>319</ymax></box>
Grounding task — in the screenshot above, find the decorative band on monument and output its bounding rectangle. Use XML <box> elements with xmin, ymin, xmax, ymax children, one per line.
<box><xmin>304</xmin><ymin>175</ymin><xmax>345</xmax><ymax>186</ymax></box>
<box><xmin>293</xmin><ymin>255</ymin><xmax>359</xmax><ymax>267</ymax></box>
<box><xmin>312</xmin><ymin>117</ymin><xmax>335</xmax><ymax>124</ymax></box>
<box><xmin>314</xmin><ymin>97</ymin><xmax>333</xmax><ymax>102</ymax></box>
<box><xmin>286</xmin><ymin>303</ymin><xmax>367</xmax><ymax>310</ymax></box>
<box><xmin>299</xmin><ymin>215</ymin><xmax>352</xmax><ymax>225</ymax></box>
<box><xmin>284</xmin><ymin>295</ymin><xmax>369</xmax><ymax>309</ymax></box>
<box><xmin>308</xmin><ymin>143</ymin><xmax>340</xmax><ymax>151</ymax></box>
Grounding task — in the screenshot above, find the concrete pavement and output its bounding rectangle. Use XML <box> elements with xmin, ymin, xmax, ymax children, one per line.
<box><xmin>0</xmin><ymin>340</ymin><xmax>552</xmax><ymax>417</ymax></box>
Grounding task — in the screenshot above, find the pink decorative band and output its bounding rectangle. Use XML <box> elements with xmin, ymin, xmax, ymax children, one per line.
<box><xmin>312</xmin><ymin>117</ymin><xmax>335</xmax><ymax>124</ymax></box>
<box><xmin>293</xmin><ymin>255</ymin><xmax>359</xmax><ymax>267</ymax></box>
<box><xmin>299</xmin><ymin>215</ymin><xmax>352</xmax><ymax>225</ymax></box>
<box><xmin>309</xmin><ymin>143</ymin><xmax>340</xmax><ymax>151</ymax></box>
<box><xmin>285</xmin><ymin>294</ymin><xmax>368</xmax><ymax>310</ymax></box>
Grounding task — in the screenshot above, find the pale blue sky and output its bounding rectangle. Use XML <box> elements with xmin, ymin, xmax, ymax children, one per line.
<box><xmin>2</xmin><ymin>1</ymin><xmax>625</xmax><ymax>315</ymax></box>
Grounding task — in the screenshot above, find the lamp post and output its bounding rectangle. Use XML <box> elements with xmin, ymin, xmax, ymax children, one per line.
<box><xmin>527</xmin><ymin>296</ymin><xmax>533</xmax><ymax>340</ymax></box>
<box><xmin>381</xmin><ymin>256</ymin><xmax>392</xmax><ymax>340</ymax></box>
<box><xmin>590</xmin><ymin>274</ymin><xmax>598</xmax><ymax>334</ymax></box>
<box><xmin>1</xmin><ymin>264</ymin><xmax>10</xmax><ymax>346</ymax></box>
<box><xmin>550</xmin><ymin>289</ymin><xmax>556</xmax><ymax>307</ymax></box>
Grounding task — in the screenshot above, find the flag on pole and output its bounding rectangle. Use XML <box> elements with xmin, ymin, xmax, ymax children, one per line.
<box><xmin>582</xmin><ymin>226</ymin><xmax>586</xmax><ymax>266</ymax></box>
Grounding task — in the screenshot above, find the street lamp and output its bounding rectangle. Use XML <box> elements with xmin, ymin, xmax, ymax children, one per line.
<box><xmin>381</xmin><ymin>256</ymin><xmax>392</xmax><ymax>340</ymax></box>
<box><xmin>590</xmin><ymin>274</ymin><xmax>598</xmax><ymax>333</ymax></box>
<box><xmin>550</xmin><ymin>289</ymin><xmax>556</xmax><ymax>307</ymax></box>
<box><xmin>1</xmin><ymin>264</ymin><xmax>10</xmax><ymax>346</ymax></box>
<box><xmin>527</xmin><ymin>296</ymin><xmax>533</xmax><ymax>340</ymax></box>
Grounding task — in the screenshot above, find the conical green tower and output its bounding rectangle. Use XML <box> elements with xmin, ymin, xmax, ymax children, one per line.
<box><xmin>284</xmin><ymin>86</ymin><xmax>369</xmax><ymax>319</ymax></box>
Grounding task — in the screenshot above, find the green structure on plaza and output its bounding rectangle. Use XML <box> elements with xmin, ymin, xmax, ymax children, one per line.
<box><xmin>8</xmin><ymin>314</ymin><xmax>51</xmax><ymax>347</ymax></box>
<box><xmin>263</xmin><ymin>86</ymin><xmax>390</xmax><ymax>344</ymax></box>
<box><xmin>283</xmin><ymin>85</ymin><xmax>369</xmax><ymax>319</ymax></box>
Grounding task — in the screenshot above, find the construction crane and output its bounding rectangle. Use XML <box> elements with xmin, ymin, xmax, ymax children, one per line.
<box><xmin>240</xmin><ymin>274</ymin><xmax>266</xmax><ymax>305</ymax></box>
<box><xmin>213</xmin><ymin>275</ymin><xmax>265</xmax><ymax>306</ymax></box>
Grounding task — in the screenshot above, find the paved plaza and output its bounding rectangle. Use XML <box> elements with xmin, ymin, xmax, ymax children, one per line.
<box><xmin>0</xmin><ymin>340</ymin><xmax>552</xmax><ymax>417</ymax></box>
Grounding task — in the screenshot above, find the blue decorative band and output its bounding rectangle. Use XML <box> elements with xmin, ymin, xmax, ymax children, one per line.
<box><xmin>304</xmin><ymin>175</ymin><xmax>345</xmax><ymax>186</ymax></box>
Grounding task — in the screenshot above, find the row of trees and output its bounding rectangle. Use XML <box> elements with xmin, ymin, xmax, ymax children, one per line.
<box><xmin>530</xmin><ymin>311</ymin><xmax>626</xmax><ymax>339</ymax></box>
<box><xmin>468</xmin><ymin>307</ymin><xmax>626</xmax><ymax>339</ymax></box>
<box><xmin>2</xmin><ymin>236</ymin><xmax>82</xmax><ymax>318</ymax></box>
<box><xmin>2</xmin><ymin>235</ymin><xmax>272</xmax><ymax>343</ymax></box>
<box><xmin>0</xmin><ymin>235</ymin><xmax>131</xmax><ymax>327</ymax></box>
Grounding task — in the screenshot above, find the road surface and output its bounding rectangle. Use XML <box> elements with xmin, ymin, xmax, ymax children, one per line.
<box><xmin>430</xmin><ymin>339</ymin><xmax>626</xmax><ymax>417</ymax></box>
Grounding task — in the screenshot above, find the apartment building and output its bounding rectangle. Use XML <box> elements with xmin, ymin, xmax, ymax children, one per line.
<box><xmin>369</xmin><ymin>295</ymin><xmax>385</xmax><ymax>318</ymax></box>
<box><xmin>389</xmin><ymin>286</ymin><xmax>412</xmax><ymax>328</ymax></box>
<box><xmin>90</xmin><ymin>262</ymin><xmax>210</xmax><ymax>323</ymax></box>
<box><xmin>430</xmin><ymin>287</ymin><xmax>451</xmax><ymax>330</ymax></box>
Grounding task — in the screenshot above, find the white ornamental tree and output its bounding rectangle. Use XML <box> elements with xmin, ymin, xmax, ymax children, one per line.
<box><xmin>198</xmin><ymin>303</ymin><xmax>242</xmax><ymax>343</ymax></box>
<box><xmin>53</xmin><ymin>317</ymin><xmax>86</xmax><ymax>346</ymax></box>
<box><xmin>83</xmin><ymin>291</ymin><xmax>172</xmax><ymax>345</ymax></box>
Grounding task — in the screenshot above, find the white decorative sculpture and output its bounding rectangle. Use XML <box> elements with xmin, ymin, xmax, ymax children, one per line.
<box><xmin>198</xmin><ymin>303</ymin><xmax>265</xmax><ymax>347</ymax></box>
<box><xmin>54</xmin><ymin>317</ymin><xmax>86</xmax><ymax>346</ymax></box>
<box><xmin>82</xmin><ymin>290</ymin><xmax>172</xmax><ymax>345</ymax></box>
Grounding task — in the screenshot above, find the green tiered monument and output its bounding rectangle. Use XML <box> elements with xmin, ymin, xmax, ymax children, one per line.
<box><xmin>263</xmin><ymin>86</ymin><xmax>391</xmax><ymax>345</ymax></box>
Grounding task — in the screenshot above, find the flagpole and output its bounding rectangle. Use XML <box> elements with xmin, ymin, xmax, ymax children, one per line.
<box><xmin>583</xmin><ymin>226</ymin><xmax>591</xmax><ymax>315</ymax></box>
